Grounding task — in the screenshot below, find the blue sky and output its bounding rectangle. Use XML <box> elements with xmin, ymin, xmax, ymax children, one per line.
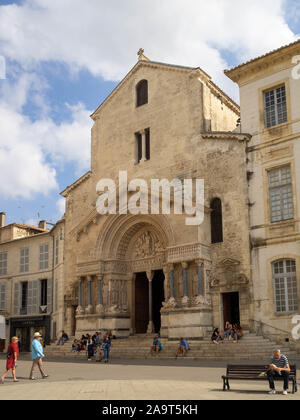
<box><xmin>0</xmin><ymin>0</ymin><xmax>299</xmax><ymax>226</ymax></box>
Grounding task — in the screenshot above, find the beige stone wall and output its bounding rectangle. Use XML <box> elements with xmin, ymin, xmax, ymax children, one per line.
<box><xmin>62</xmin><ymin>60</ymin><xmax>250</xmax><ymax>338</ymax></box>
<box><xmin>51</xmin><ymin>223</ymin><xmax>65</xmax><ymax>339</ymax></box>
<box><xmin>237</xmin><ymin>47</ymin><xmax>300</xmax><ymax>337</ymax></box>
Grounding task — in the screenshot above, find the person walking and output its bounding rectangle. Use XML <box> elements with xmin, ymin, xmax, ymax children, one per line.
<box><xmin>29</xmin><ymin>332</ymin><xmax>48</xmax><ymax>380</ymax></box>
<box><xmin>1</xmin><ymin>336</ymin><xmax>19</xmax><ymax>384</ymax></box>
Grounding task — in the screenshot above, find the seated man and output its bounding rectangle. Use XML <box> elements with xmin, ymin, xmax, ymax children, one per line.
<box><xmin>57</xmin><ymin>331</ymin><xmax>69</xmax><ymax>346</ymax></box>
<box><xmin>175</xmin><ymin>337</ymin><xmax>189</xmax><ymax>358</ymax></box>
<box><xmin>150</xmin><ymin>336</ymin><xmax>162</xmax><ymax>355</ymax></box>
<box><xmin>267</xmin><ymin>350</ymin><xmax>290</xmax><ymax>395</ymax></box>
<box><xmin>211</xmin><ymin>328</ymin><xmax>223</xmax><ymax>344</ymax></box>
<box><xmin>232</xmin><ymin>324</ymin><xmax>243</xmax><ymax>342</ymax></box>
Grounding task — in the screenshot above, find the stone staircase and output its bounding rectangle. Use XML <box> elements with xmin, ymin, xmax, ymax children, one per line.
<box><xmin>45</xmin><ymin>332</ymin><xmax>300</xmax><ymax>362</ymax></box>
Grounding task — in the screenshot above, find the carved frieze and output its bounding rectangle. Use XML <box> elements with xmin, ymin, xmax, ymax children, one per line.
<box><xmin>133</xmin><ymin>231</ymin><xmax>164</xmax><ymax>259</ymax></box>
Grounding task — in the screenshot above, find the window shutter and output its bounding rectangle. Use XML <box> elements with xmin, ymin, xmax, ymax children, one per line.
<box><xmin>32</xmin><ymin>280</ymin><xmax>38</xmax><ymax>314</ymax></box>
<box><xmin>47</xmin><ymin>278</ymin><xmax>52</xmax><ymax>313</ymax></box>
<box><xmin>0</xmin><ymin>284</ymin><xmax>5</xmax><ymax>310</ymax></box>
<box><xmin>27</xmin><ymin>281</ymin><xmax>33</xmax><ymax>315</ymax></box>
<box><xmin>14</xmin><ymin>283</ymin><xmax>20</xmax><ymax>315</ymax></box>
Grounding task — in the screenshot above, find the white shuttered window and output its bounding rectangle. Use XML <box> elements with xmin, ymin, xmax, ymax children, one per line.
<box><xmin>273</xmin><ymin>259</ymin><xmax>298</xmax><ymax>314</ymax></box>
<box><xmin>268</xmin><ymin>166</ymin><xmax>294</xmax><ymax>223</ymax></box>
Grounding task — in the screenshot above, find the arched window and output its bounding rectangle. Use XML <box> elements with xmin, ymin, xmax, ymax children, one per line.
<box><xmin>272</xmin><ymin>259</ymin><xmax>298</xmax><ymax>314</ymax></box>
<box><xmin>211</xmin><ymin>198</ymin><xmax>223</xmax><ymax>244</ymax></box>
<box><xmin>136</xmin><ymin>80</ymin><xmax>148</xmax><ymax>107</ymax></box>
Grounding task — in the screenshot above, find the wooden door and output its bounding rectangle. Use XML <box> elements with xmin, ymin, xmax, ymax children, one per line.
<box><xmin>135</xmin><ymin>273</ymin><xmax>149</xmax><ymax>334</ymax></box>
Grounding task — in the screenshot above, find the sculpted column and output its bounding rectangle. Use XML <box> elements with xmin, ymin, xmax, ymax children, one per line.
<box><xmin>167</xmin><ymin>265</ymin><xmax>176</xmax><ymax>308</ymax></box>
<box><xmin>196</xmin><ymin>260</ymin><xmax>204</xmax><ymax>296</ymax></box>
<box><xmin>85</xmin><ymin>275</ymin><xmax>94</xmax><ymax>314</ymax></box>
<box><xmin>181</xmin><ymin>262</ymin><xmax>189</xmax><ymax>306</ymax></box>
<box><xmin>162</xmin><ymin>266</ymin><xmax>169</xmax><ymax>302</ymax></box>
<box><xmin>96</xmin><ymin>275</ymin><xmax>104</xmax><ymax>314</ymax></box>
<box><xmin>146</xmin><ymin>271</ymin><xmax>154</xmax><ymax>334</ymax></box>
<box><xmin>76</xmin><ymin>277</ymin><xmax>85</xmax><ymax>315</ymax></box>
<box><xmin>141</xmin><ymin>130</ymin><xmax>147</xmax><ymax>162</ymax></box>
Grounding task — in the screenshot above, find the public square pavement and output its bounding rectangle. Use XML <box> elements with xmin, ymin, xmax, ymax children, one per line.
<box><xmin>0</xmin><ymin>354</ymin><xmax>299</xmax><ymax>400</ymax></box>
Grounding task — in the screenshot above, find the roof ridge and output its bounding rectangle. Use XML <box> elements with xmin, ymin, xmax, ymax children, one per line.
<box><xmin>225</xmin><ymin>39</ymin><xmax>300</xmax><ymax>75</ymax></box>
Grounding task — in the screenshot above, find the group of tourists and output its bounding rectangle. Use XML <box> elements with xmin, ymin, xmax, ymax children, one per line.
<box><xmin>72</xmin><ymin>331</ymin><xmax>113</xmax><ymax>363</ymax></box>
<box><xmin>211</xmin><ymin>322</ymin><xmax>243</xmax><ymax>344</ymax></box>
<box><xmin>1</xmin><ymin>332</ymin><xmax>48</xmax><ymax>384</ymax></box>
<box><xmin>0</xmin><ymin>330</ymin><xmax>293</xmax><ymax>394</ymax></box>
<box><xmin>150</xmin><ymin>335</ymin><xmax>190</xmax><ymax>358</ymax></box>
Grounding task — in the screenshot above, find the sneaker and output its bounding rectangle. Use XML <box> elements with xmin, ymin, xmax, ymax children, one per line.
<box><xmin>213</xmin><ymin>340</ymin><xmax>219</xmax><ymax>345</ymax></box>
<box><xmin>30</xmin><ymin>377</ymin><xmax>37</xmax><ymax>380</ymax></box>
<box><xmin>42</xmin><ymin>375</ymin><xmax>49</xmax><ymax>379</ymax></box>
<box><xmin>268</xmin><ymin>389</ymin><xmax>276</xmax><ymax>395</ymax></box>
<box><xmin>283</xmin><ymin>390</ymin><xmax>288</xmax><ymax>395</ymax></box>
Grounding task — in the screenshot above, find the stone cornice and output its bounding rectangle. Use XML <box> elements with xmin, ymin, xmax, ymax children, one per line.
<box><xmin>225</xmin><ymin>39</ymin><xmax>300</xmax><ymax>85</ymax></box>
<box><xmin>201</xmin><ymin>131</ymin><xmax>252</xmax><ymax>142</ymax></box>
<box><xmin>60</xmin><ymin>171</ymin><xmax>92</xmax><ymax>197</ymax></box>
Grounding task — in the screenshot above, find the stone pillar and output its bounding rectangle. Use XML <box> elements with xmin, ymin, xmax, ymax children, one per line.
<box><xmin>85</xmin><ymin>275</ymin><xmax>94</xmax><ymax>314</ymax></box>
<box><xmin>141</xmin><ymin>129</ymin><xmax>147</xmax><ymax>162</ymax></box>
<box><xmin>196</xmin><ymin>260</ymin><xmax>204</xmax><ymax>296</ymax></box>
<box><xmin>76</xmin><ymin>278</ymin><xmax>85</xmax><ymax>315</ymax></box>
<box><xmin>182</xmin><ymin>262</ymin><xmax>188</xmax><ymax>297</ymax></box>
<box><xmin>146</xmin><ymin>271</ymin><xmax>154</xmax><ymax>334</ymax></box>
<box><xmin>96</xmin><ymin>275</ymin><xmax>104</xmax><ymax>314</ymax></box>
<box><xmin>169</xmin><ymin>266</ymin><xmax>175</xmax><ymax>298</ymax></box>
<box><xmin>162</xmin><ymin>266</ymin><xmax>169</xmax><ymax>302</ymax></box>
<box><xmin>166</xmin><ymin>265</ymin><xmax>176</xmax><ymax>308</ymax></box>
<box><xmin>181</xmin><ymin>262</ymin><xmax>189</xmax><ymax>306</ymax></box>
<box><xmin>134</xmin><ymin>135</ymin><xmax>139</xmax><ymax>165</ymax></box>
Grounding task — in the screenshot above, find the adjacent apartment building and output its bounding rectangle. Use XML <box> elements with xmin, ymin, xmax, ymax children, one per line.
<box><xmin>225</xmin><ymin>39</ymin><xmax>300</xmax><ymax>344</ymax></box>
<box><xmin>0</xmin><ymin>212</ymin><xmax>65</xmax><ymax>351</ymax></box>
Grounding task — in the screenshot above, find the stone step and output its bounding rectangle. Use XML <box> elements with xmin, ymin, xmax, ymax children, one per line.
<box><xmin>45</xmin><ymin>331</ymin><xmax>298</xmax><ymax>362</ymax></box>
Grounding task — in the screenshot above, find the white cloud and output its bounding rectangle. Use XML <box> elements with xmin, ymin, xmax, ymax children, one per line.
<box><xmin>0</xmin><ymin>0</ymin><xmax>296</xmax><ymax>88</ymax></box>
<box><xmin>56</xmin><ymin>198</ymin><xmax>65</xmax><ymax>218</ymax></box>
<box><xmin>0</xmin><ymin>73</ymin><xmax>92</xmax><ymax>199</ymax></box>
<box><xmin>0</xmin><ymin>0</ymin><xmax>297</xmax><ymax>201</ymax></box>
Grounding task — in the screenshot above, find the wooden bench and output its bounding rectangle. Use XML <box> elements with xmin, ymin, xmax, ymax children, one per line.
<box><xmin>222</xmin><ymin>364</ymin><xmax>298</xmax><ymax>394</ymax></box>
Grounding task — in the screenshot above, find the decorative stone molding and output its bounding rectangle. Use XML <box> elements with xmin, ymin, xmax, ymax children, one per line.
<box><xmin>167</xmin><ymin>243</ymin><xmax>210</xmax><ymax>264</ymax></box>
<box><xmin>85</xmin><ymin>305</ymin><xmax>94</xmax><ymax>315</ymax></box>
<box><xmin>96</xmin><ymin>304</ymin><xmax>104</xmax><ymax>314</ymax></box>
<box><xmin>181</xmin><ymin>296</ymin><xmax>190</xmax><ymax>307</ymax></box>
<box><xmin>76</xmin><ymin>306</ymin><xmax>85</xmax><ymax>315</ymax></box>
<box><xmin>193</xmin><ymin>295</ymin><xmax>212</xmax><ymax>307</ymax></box>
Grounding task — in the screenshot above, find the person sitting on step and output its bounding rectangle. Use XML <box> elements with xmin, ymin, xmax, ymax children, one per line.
<box><xmin>175</xmin><ymin>337</ymin><xmax>189</xmax><ymax>358</ymax></box>
<box><xmin>224</xmin><ymin>321</ymin><xmax>233</xmax><ymax>341</ymax></box>
<box><xmin>232</xmin><ymin>324</ymin><xmax>243</xmax><ymax>342</ymax></box>
<box><xmin>150</xmin><ymin>336</ymin><xmax>162</xmax><ymax>355</ymax></box>
<box><xmin>211</xmin><ymin>328</ymin><xmax>223</xmax><ymax>344</ymax></box>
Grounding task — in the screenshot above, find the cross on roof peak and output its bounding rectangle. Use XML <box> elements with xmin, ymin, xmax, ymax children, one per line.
<box><xmin>137</xmin><ymin>48</ymin><xmax>149</xmax><ymax>61</ymax></box>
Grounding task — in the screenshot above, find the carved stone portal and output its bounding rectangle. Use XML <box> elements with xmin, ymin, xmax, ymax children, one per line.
<box><xmin>133</xmin><ymin>231</ymin><xmax>164</xmax><ymax>259</ymax></box>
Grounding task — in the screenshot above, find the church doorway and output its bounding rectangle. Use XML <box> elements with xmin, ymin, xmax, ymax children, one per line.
<box><xmin>135</xmin><ymin>273</ymin><xmax>149</xmax><ymax>334</ymax></box>
<box><xmin>222</xmin><ymin>292</ymin><xmax>240</xmax><ymax>328</ymax></box>
<box><xmin>152</xmin><ymin>270</ymin><xmax>165</xmax><ymax>334</ymax></box>
<box><xmin>134</xmin><ymin>270</ymin><xmax>165</xmax><ymax>334</ymax></box>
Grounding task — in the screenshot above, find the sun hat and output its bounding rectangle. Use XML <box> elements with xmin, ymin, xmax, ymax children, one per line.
<box><xmin>33</xmin><ymin>332</ymin><xmax>42</xmax><ymax>338</ymax></box>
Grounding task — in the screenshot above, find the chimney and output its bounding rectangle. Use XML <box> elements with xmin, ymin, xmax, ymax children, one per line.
<box><xmin>38</xmin><ymin>220</ymin><xmax>47</xmax><ymax>230</ymax></box>
<box><xmin>0</xmin><ymin>212</ymin><xmax>6</xmax><ymax>228</ymax></box>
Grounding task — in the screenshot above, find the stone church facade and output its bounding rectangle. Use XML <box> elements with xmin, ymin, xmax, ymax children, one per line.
<box><xmin>61</xmin><ymin>51</ymin><xmax>253</xmax><ymax>340</ymax></box>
